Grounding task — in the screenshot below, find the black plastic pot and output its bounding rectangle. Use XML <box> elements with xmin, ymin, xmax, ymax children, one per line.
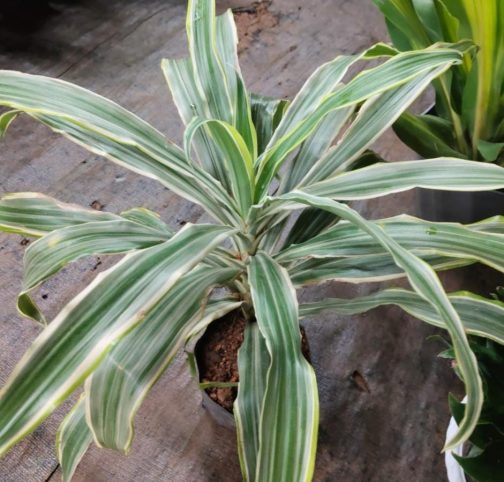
<box><xmin>414</xmin><ymin>103</ymin><xmax>504</xmax><ymax>223</ymax></box>
<box><xmin>200</xmin><ymin>389</ymin><xmax>235</xmax><ymax>429</ymax></box>
<box><xmin>417</xmin><ymin>189</ymin><xmax>504</xmax><ymax>223</ymax></box>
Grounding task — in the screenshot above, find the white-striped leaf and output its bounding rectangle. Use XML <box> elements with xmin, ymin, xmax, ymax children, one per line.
<box><xmin>85</xmin><ymin>266</ymin><xmax>240</xmax><ymax>452</ymax></box>
<box><xmin>0</xmin><ymin>71</ymin><xmax>240</xmax><ymax>226</ymax></box>
<box><xmin>184</xmin><ymin>117</ymin><xmax>254</xmax><ymax>215</ymax></box>
<box><xmin>0</xmin><ymin>224</ymin><xmax>233</xmax><ymax>456</ymax></box>
<box><xmin>300</xmin><ymin>67</ymin><xmax>449</xmax><ymax>184</ymax></box>
<box><xmin>289</xmin><ymin>253</ymin><xmax>472</xmax><ymax>286</ymax></box>
<box><xmin>234</xmin><ymin>323</ymin><xmax>270</xmax><ymax>482</ymax></box>
<box><xmin>56</xmin><ymin>395</ymin><xmax>92</xmax><ymax>482</ymax></box>
<box><xmin>254</xmin><ymin>44</ymin><xmax>466</xmax><ymax>200</ymax></box>
<box><xmin>276</xmin><ymin>215</ymin><xmax>504</xmax><ymax>272</ymax></box>
<box><xmin>302</xmin><ymin>158</ymin><xmax>504</xmax><ymax>199</ymax></box>
<box><xmin>248</xmin><ymin>253</ymin><xmax>318</xmax><ymax>482</ymax></box>
<box><xmin>300</xmin><ymin>288</ymin><xmax>504</xmax><ymax>345</ymax></box>
<box><xmin>120</xmin><ymin>207</ymin><xmax>174</xmax><ymax>235</ymax></box>
<box><xmin>18</xmin><ymin>219</ymin><xmax>171</xmax><ymax>323</ymax></box>
<box><xmin>0</xmin><ymin>192</ymin><xmax>118</xmax><ymax>237</ymax></box>
<box><xmin>278</xmin><ymin>191</ymin><xmax>482</xmax><ymax>449</ymax></box>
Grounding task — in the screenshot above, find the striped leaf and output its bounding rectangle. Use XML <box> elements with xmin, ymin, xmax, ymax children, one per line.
<box><xmin>254</xmin><ymin>43</ymin><xmax>467</xmax><ymax>199</ymax></box>
<box><xmin>184</xmin><ymin>117</ymin><xmax>254</xmax><ymax>215</ymax></box>
<box><xmin>279</xmin><ymin>191</ymin><xmax>482</xmax><ymax>449</ymax></box>
<box><xmin>120</xmin><ymin>207</ymin><xmax>174</xmax><ymax>235</ymax></box>
<box><xmin>19</xmin><ymin>219</ymin><xmax>171</xmax><ymax>323</ymax></box>
<box><xmin>248</xmin><ymin>253</ymin><xmax>318</xmax><ymax>482</ymax></box>
<box><xmin>86</xmin><ymin>267</ymin><xmax>240</xmax><ymax>452</ymax></box>
<box><xmin>302</xmin><ymin>158</ymin><xmax>504</xmax><ymax>199</ymax></box>
<box><xmin>277</xmin><ymin>215</ymin><xmax>504</xmax><ymax>273</ymax></box>
<box><xmin>0</xmin><ymin>224</ymin><xmax>233</xmax><ymax>456</ymax></box>
<box><xmin>0</xmin><ymin>192</ymin><xmax>118</xmax><ymax>237</ymax></box>
<box><xmin>56</xmin><ymin>395</ymin><xmax>92</xmax><ymax>482</ymax></box>
<box><xmin>215</xmin><ymin>9</ymin><xmax>256</xmax><ymax>157</ymax></box>
<box><xmin>300</xmin><ymin>288</ymin><xmax>504</xmax><ymax>345</ymax></box>
<box><xmin>0</xmin><ymin>71</ymin><xmax>240</xmax><ymax>226</ymax></box>
<box><xmin>234</xmin><ymin>323</ymin><xmax>270</xmax><ymax>482</ymax></box>
<box><xmin>289</xmin><ymin>253</ymin><xmax>473</xmax><ymax>286</ymax></box>
<box><xmin>300</xmin><ymin>67</ymin><xmax>450</xmax><ymax>184</ymax></box>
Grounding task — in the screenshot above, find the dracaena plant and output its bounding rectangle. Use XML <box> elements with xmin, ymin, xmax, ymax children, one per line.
<box><xmin>373</xmin><ymin>0</ymin><xmax>504</xmax><ymax>163</ymax></box>
<box><xmin>1</xmin><ymin>1</ymin><xmax>504</xmax><ymax>481</ymax></box>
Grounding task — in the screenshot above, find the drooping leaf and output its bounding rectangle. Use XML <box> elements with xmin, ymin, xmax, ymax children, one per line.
<box><xmin>248</xmin><ymin>253</ymin><xmax>318</xmax><ymax>482</ymax></box>
<box><xmin>300</xmin><ymin>288</ymin><xmax>504</xmax><ymax>345</ymax></box>
<box><xmin>18</xmin><ymin>219</ymin><xmax>171</xmax><ymax>322</ymax></box>
<box><xmin>0</xmin><ymin>224</ymin><xmax>233</xmax><ymax>456</ymax></box>
<box><xmin>278</xmin><ymin>191</ymin><xmax>482</xmax><ymax>449</ymax></box>
<box><xmin>0</xmin><ymin>71</ymin><xmax>240</xmax><ymax>226</ymax></box>
<box><xmin>86</xmin><ymin>267</ymin><xmax>240</xmax><ymax>452</ymax></box>
<box><xmin>234</xmin><ymin>323</ymin><xmax>270</xmax><ymax>481</ymax></box>
<box><xmin>289</xmin><ymin>252</ymin><xmax>472</xmax><ymax>286</ymax></box>
<box><xmin>56</xmin><ymin>395</ymin><xmax>93</xmax><ymax>482</ymax></box>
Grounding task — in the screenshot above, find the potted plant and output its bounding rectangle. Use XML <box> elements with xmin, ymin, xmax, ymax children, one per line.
<box><xmin>372</xmin><ymin>0</ymin><xmax>504</xmax><ymax>223</ymax></box>
<box><xmin>1</xmin><ymin>1</ymin><xmax>504</xmax><ymax>480</ymax></box>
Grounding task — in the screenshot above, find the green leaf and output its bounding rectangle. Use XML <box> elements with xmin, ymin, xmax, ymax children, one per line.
<box><xmin>184</xmin><ymin>117</ymin><xmax>254</xmax><ymax>215</ymax></box>
<box><xmin>0</xmin><ymin>192</ymin><xmax>118</xmax><ymax>237</ymax></box>
<box><xmin>250</xmin><ymin>93</ymin><xmax>289</xmax><ymax>156</ymax></box>
<box><xmin>302</xmin><ymin>158</ymin><xmax>504</xmax><ymax>199</ymax></box>
<box><xmin>454</xmin><ymin>443</ymin><xmax>504</xmax><ymax>482</ymax></box>
<box><xmin>278</xmin><ymin>191</ymin><xmax>482</xmax><ymax>449</ymax></box>
<box><xmin>478</xmin><ymin>140</ymin><xmax>504</xmax><ymax>162</ymax></box>
<box><xmin>86</xmin><ymin>267</ymin><xmax>240</xmax><ymax>452</ymax></box>
<box><xmin>0</xmin><ymin>224</ymin><xmax>234</xmax><ymax>456</ymax></box>
<box><xmin>277</xmin><ymin>215</ymin><xmax>504</xmax><ymax>274</ymax></box>
<box><xmin>0</xmin><ymin>109</ymin><xmax>18</xmax><ymax>137</ymax></box>
<box><xmin>300</xmin><ymin>288</ymin><xmax>504</xmax><ymax>345</ymax></box>
<box><xmin>234</xmin><ymin>323</ymin><xmax>270</xmax><ymax>482</ymax></box>
<box><xmin>248</xmin><ymin>253</ymin><xmax>318</xmax><ymax>482</ymax></box>
<box><xmin>282</xmin><ymin>208</ymin><xmax>340</xmax><ymax>249</ymax></box>
<box><xmin>0</xmin><ymin>70</ymin><xmax>240</xmax><ymax>226</ymax></box>
<box><xmin>393</xmin><ymin>111</ymin><xmax>464</xmax><ymax>159</ymax></box>
<box><xmin>56</xmin><ymin>395</ymin><xmax>92</xmax><ymax>482</ymax></box>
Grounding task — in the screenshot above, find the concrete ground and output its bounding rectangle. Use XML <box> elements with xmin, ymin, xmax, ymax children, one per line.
<box><xmin>0</xmin><ymin>1</ymin><xmax>498</xmax><ymax>480</ymax></box>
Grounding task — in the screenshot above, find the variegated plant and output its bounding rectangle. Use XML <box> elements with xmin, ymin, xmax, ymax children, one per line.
<box><xmin>1</xmin><ymin>1</ymin><xmax>504</xmax><ymax>481</ymax></box>
<box><xmin>373</xmin><ymin>0</ymin><xmax>504</xmax><ymax>163</ymax></box>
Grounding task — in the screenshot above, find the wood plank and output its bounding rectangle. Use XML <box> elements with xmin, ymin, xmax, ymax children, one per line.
<box><xmin>1</xmin><ymin>1</ymin><xmax>499</xmax><ymax>481</ymax></box>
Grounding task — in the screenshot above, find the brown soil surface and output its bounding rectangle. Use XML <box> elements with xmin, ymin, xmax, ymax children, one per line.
<box><xmin>233</xmin><ymin>1</ymin><xmax>279</xmax><ymax>53</ymax></box>
<box><xmin>195</xmin><ymin>310</ymin><xmax>311</xmax><ymax>412</ymax></box>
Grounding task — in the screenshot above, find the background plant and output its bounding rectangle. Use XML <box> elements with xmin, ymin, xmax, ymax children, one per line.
<box><xmin>373</xmin><ymin>0</ymin><xmax>504</xmax><ymax>163</ymax></box>
<box><xmin>1</xmin><ymin>1</ymin><xmax>504</xmax><ymax>481</ymax></box>
<box><xmin>444</xmin><ymin>288</ymin><xmax>504</xmax><ymax>482</ymax></box>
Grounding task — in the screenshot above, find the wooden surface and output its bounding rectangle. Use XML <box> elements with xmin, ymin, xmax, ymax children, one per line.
<box><xmin>0</xmin><ymin>1</ymin><xmax>500</xmax><ymax>481</ymax></box>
